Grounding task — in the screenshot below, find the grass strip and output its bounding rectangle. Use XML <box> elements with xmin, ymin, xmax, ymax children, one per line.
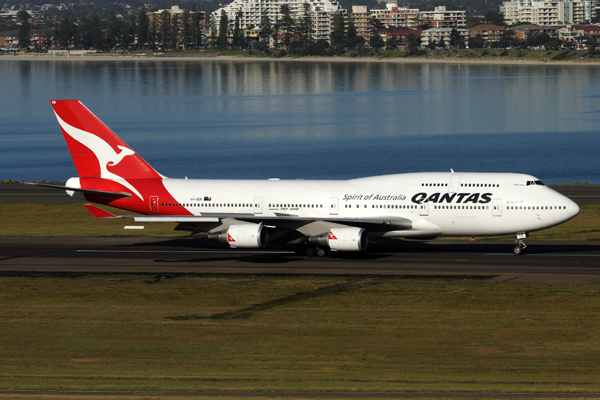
<box><xmin>0</xmin><ymin>275</ymin><xmax>599</xmax><ymax>393</ymax></box>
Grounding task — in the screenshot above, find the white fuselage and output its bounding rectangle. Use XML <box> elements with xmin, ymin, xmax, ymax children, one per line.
<box><xmin>158</xmin><ymin>172</ymin><xmax>579</xmax><ymax>238</ymax></box>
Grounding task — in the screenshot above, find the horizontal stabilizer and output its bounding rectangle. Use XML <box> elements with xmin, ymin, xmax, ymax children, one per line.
<box><xmin>24</xmin><ymin>182</ymin><xmax>132</xmax><ymax>198</ymax></box>
<box><xmin>83</xmin><ymin>204</ymin><xmax>117</xmax><ymax>218</ymax></box>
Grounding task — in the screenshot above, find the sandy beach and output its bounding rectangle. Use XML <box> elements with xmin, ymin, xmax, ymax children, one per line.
<box><xmin>3</xmin><ymin>52</ymin><xmax>600</xmax><ymax>66</ymax></box>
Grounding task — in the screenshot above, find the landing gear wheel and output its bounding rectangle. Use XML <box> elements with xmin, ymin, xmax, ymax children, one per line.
<box><xmin>513</xmin><ymin>244</ymin><xmax>525</xmax><ymax>256</ymax></box>
<box><xmin>295</xmin><ymin>243</ymin><xmax>307</xmax><ymax>255</ymax></box>
<box><xmin>316</xmin><ymin>247</ymin><xmax>327</xmax><ymax>257</ymax></box>
<box><xmin>514</xmin><ymin>233</ymin><xmax>527</xmax><ymax>256</ymax></box>
<box><xmin>304</xmin><ymin>246</ymin><xmax>316</xmax><ymax>257</ymax></box>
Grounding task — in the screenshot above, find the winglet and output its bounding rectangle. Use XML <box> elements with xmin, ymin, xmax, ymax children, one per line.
<box><xmin>83</xmin><ymin>204</ymin><xmax>117</xmax><ymax>218</ymax></box>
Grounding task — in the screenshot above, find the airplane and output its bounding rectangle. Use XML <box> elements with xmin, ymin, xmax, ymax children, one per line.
<box><xmin>32</xmin><ymin>99</ymin><xmax>580</xmax><ymax>256</ymax></box>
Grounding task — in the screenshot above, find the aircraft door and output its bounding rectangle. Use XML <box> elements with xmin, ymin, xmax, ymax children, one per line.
<box><xmin>150</xmin><ymin>196</ymin><xmax>159</xmax><ymax>213</ymax></box>
<box><xmin>419</xmin><ymin>202</ymin><xmax>429</xmax><ymax>216</ymax></box>
<box><xmin>329</xmin><ymin>197</ymin><xmax>339</xmax><ymax>215</ymax></box>
<box><xmin>449</xmin><ymin>174</ymin><xmax>462</xmax><ymax>193</ymax></box>
<box><xmin>493</xmin><ymin>199</ymin><xmax>502</xmax><ymax>217</ymax></box>
<box><xmin>254</xmin><ymin>197</ymin><xmax>263</xmax><ymax>214</ymax></box>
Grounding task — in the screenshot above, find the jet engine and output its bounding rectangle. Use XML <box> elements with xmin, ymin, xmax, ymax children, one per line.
<box><xmin>309</xmin><ymin>227</ymin><xmax>368</xmax><ymax>252</ymax></box>
<box><xmin>208</xmin><ymin>223</ymin><xmax>268</xmax><ymax>249</ymax></box>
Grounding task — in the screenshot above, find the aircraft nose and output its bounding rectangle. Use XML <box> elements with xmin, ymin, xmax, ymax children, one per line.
<box><xmin>567</xmin><ymin>199</ymin><xmax>580</xmax><ymax>220</ymax></box>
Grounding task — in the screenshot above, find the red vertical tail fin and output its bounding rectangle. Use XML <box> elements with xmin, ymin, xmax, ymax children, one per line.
<box><xmin>51</xmin><ymin>100</ymin><xmax>163</xmax><ymax>181</ymax></box>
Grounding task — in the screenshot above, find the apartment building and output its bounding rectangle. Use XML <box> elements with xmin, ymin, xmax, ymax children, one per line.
<box><xmin>149</xmin><ymin>6</ymin><xmax>206</xmax><ymax>28</ymax></box>
<box><xmin>501</xmin><ymin>0</ymin><xmax>595</xmax><ymax>25</ymax></box>
<box><xmin>212</xmin><ymin>0</ymin><xmax>344</xmax><ymax>42</ymax></box>
<box><xmin>419</xmin><ymin>6</ymin><xmax>466</xmax><ymax>28</ymax></box>
<box><xmin>502</xmin><ymin>0</ymin><xmax>532</xmax><ymax>24</ymax></box>
<box><xmin>420</xmin><ymin>27</ymin><xmax>469</xmax><ymax>46</ymax></box>
<box><xmin>350</xmin><ymin>5</ymin><xmax>372</xmax><ymax>41</ymax></box>
<box><xmin>370</xmin><ymin>3</ymin><xmax>419</xmax><ymax>29</ymax></box>
<box><xmin>468</xmin><ymin>24</ymin><xmax>506</xmax><ymax>42</ymax></box>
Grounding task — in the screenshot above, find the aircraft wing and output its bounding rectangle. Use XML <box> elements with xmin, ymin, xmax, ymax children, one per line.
<box><xmin>82</xmin><ymin>204</ymin><xmax>412</xmax><ymax>233</ymax></box>
<box><xmin>24</xmin><ymin>182</ymin><xmax>132</xmax><ymax>199</ymax></box>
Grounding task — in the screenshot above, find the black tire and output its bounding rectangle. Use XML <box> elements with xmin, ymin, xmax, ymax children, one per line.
<box><xmin>513</xmin><ymin>245</ymin><xmax>524</xmax><ymax>256</ymax></box>
<box><xmin>295</xmin><ymin>243</ymin><xmax>306</xmax><ymax>255</ymax></box>
<box><xmin>316</xmin><ymin>247</ymin><xmax>327</xmax><ymax>257</ymax></box>
<box><xmin>305</xmin><ymin>246</ymin><xmax>316</xmax><ymax>257</ymax></box>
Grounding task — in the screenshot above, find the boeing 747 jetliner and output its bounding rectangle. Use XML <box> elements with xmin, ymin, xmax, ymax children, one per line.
<box><xmin>36</xmin><ymin>100</ymin><xmax>580</xmax><ymax>256</ymax></box>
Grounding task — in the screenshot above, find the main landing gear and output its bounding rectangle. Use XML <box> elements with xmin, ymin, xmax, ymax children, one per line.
<box><xmin>295</xmin><ymin>242</ymin><xmax>328</xmax><ymax>257</ymax></box>
<box><xmin>513</xmin><ymin>232</ymin><xmax>527</xmax><ymax>256</ymax></box>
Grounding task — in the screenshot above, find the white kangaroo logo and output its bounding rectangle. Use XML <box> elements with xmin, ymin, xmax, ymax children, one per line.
<box><xmin>55</xmin><ymin>113</ymin><xmax>144</xmax><ymax>200</ymax></box>
<box><xmin>109</xmin><ymin>146</ymin><xmax>135</xmax><ymax>166</ymax></box>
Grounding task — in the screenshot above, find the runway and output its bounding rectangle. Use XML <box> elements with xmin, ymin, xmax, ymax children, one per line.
<box><xmin>2</xmin><ymin>236</ymin><xmax>599</xmax><ymax>283</ymax></box>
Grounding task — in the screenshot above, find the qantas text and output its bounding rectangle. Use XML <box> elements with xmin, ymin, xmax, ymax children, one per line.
<box><xmin>411</xmin><ymin>192</ymin><xmax>493</xmax><ymax>204</ymax></box>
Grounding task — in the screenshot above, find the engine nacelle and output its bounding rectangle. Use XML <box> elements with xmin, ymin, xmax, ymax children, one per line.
<box><xmin>309</xmin><ymin>227</ymin><xmax>368</xmax><ymax>252</ymax></box>
<box><xmin>208</xmin><ymin>223</ymin><xmax>268</xmax><ymax>249</ymax></box>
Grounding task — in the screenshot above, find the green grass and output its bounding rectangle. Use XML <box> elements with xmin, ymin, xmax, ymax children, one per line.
<box><xmin>0</xmin><ymin>202</ymin><xmax>598</xmax><ymax>240</ymax></box>
<box><xmin>0</xmin><ymin>275</ymin><xmax>599</xmax><ymax>393</ymax></box>
<box><xmin>0</xmin><ymin>203</ymin><xmax>188</xmax><ymax>238</ymax></box>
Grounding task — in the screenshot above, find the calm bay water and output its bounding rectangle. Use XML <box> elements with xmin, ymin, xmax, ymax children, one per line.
<box><xmin>1</xmin><ymin>59</ymin><xmax>599</xmax><ymax>183</ymax></box>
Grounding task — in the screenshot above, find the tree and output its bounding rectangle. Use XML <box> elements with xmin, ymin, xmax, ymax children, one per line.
<box><xmin>406</xmin><ymin>34</ymin><xmax>421</xmax><ymax>51</ymax></box>
<box><xmin>182</xmin><ymin>8</ymin><xmax>192</xmax><ymax>49</ymax></box>
<box><xmin>191</xmin><ymin>4</ymin><xmax>203</xmax><ymax>49</ymax></box>
<box><xmin>437</xmin><ymin>35</ymin><xmax>446</xmax><ymax>49</ymax></box>
<box><xmin>78</xmin><ymin>14</ymin><xmax>92</xmax><ymax>49</ymax></box>
<box><xmin>107</xmin><ymin>12</ymin><xmax>122</xmax><ymax>49</ymax></box>
<box><xmin>468</xmin><ymin>34</ymin><xmax>485</xmax><ymax>49</ymax></box>
<box><xmin>17</xmin><ymin>10</ymin><xmax>31</xmax><ymax>50</ymax></box>
<box><xmin>160</xmin><ymin>10</ymin><xmax>170</xmax><ymax>50</ymax></box>
<box><xmin>369</xmin><ymin>17</ymin><xmax>384</xmax><ymax>50</ymax></box>
<box><xmin>44</xmin><ymin>29</ymin><xmax>53</xmax><ymax>49</ymax></box>
<box><xmin>386</xmin><ymin>36</ymin><xmax>398</xmax><ymax>50</ymax></box>
<box><xmin>545</xmin><ymin>37</ymin><xmax>562</xmax><ymax>50</ymax></box>
<box><xmin>330</xmin><ymin>12</ymin><xmax>346</xmax><ymax>49</ymax></box>
<box><xmin>449</xmin><ymin>27</ymin><xmax>463</xmax><ymax>48</ymax></box>
<box><xmin>126</xmin><ymin>14</ymin><xmax>137</xmax><ymax>50</ymax></box>
<box><xmin>138</xmin><ymin>8</ymin><xmax>149</xmax><ymax>49</ymax></box>
<box><xmin>259</xmin><ymin>14</ymin><xmax>273</xmax><ymax>42</ymax></box>
<box><xmin>217</xmin><ymin>10</ymin><xmax>229</xmax><ymax>48</ymax></box>
<box><xmin>298</xmin><ymin>3</ymin><xmax>314</xmax><ymax>46</ymax></box>
<box><xmin>56</xmin><ymin>15</ymin><xmax>75</xmax><ymax>49</ymax></box>
<box><xmin>277</xmin><ymin>4</ymin><xmax>295</xmax><ymax>47</ymax></box>
<box><xmin>369</xmin><ymin>31</ymin><xmax>384</xmax><ymax>50</ymax></box>
<box><xmin>170</xmin><ymin>13</ymin><xmax>179</xmax><ymax>50</ymax></box>
<box><xmin>484</xmin><ymin>11</ymin><xmax>504</xmax><ymax>26</ymax></box>
<box><xmin>232</xmin><ymin>10</ymin><xmax>245</xmax><ymax>48</ymax></box>
<box><xmin>209</xmin><ymin>14</ymin><xmax>218</xmax><ymax>48</ymax></box>
<box><xmin>499</xmin><ymin>29</ymin><xmax>514</xmax><ymax>48</ymax></box>
<box><xmin>346</xmin><ymin>20</ymin><xmax>360</xmax><ymax>49</ymax></box>
<box><xmin>586</xmin><ymin>38</ymin><xmax>597</xmax><ymax>54</ymax></box>
<box><xmin>148</xmin><ymin>12</ymin><xmax>158</xmax><ymax>49</ymax></box>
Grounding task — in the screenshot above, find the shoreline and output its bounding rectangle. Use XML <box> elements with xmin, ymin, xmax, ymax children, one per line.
<box><xmin>3</xmin><ymin>53</ymin><xmax>600</xmax><ymax>66</ymax></box>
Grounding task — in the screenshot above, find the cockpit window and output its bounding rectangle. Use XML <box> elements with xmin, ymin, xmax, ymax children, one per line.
<box><xmin>526</xmin><ymin>180</ymin><xmax>545</xmax><ymax>186</ymax></box>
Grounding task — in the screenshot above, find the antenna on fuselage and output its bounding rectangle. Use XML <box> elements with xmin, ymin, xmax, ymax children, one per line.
<box><xmin>451</xmin><ymin>168</ymin><xmax>454</xmax><ymax>173</ymax></box>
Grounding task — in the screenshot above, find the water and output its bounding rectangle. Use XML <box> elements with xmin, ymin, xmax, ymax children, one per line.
<box><xmin>1</xmin><ymin>59</ymin><xmax>599</xmax><ymax>183</ymax></box>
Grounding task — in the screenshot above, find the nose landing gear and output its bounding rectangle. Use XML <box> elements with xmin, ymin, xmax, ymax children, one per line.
<box><xmin>513</xmin><ymin>232</ymin><xmax>527</xmax><ymax>255</ymax></box>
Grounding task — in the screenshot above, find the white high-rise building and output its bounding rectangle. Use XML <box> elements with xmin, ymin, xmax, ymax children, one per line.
<box><xmin>501</xmin><ymin>0</ymin><xmax>595</xmax><ymax>24</ymax></box>
<box><xmin>211</xmin><ymin>0</ymin><xmax>344</xmax><ymax>41</ymax></box>
<box><xmin>370</xmin><ymin>3</ymin><xmax>420</xmax><ymax>29</ymax></box>
<box><xmin>419</xmin><ymin>6</ymin><xmax>466</xmax><ymax>28</ymax></box>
